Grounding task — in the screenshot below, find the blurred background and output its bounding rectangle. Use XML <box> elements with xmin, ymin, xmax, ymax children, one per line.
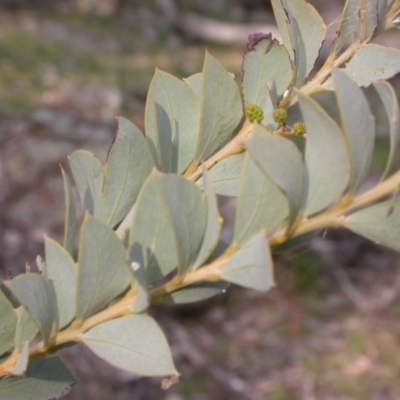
<box><xmin>1</xmin><ymin>1</ymin><xmax>400</xmax><ymax>399</ymax></box>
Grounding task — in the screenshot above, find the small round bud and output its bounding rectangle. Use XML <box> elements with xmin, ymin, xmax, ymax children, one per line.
<box><xmin>293</xmin><ymin>122</ymin><xmax>307</xmax><ymax>137</ymax></box>
<box><xmin>273</xmin><ymin>108</ymin><xmax>288</xmax><ymax>124</ymax></box>
<box><xmin>245</xmin><ymin>104</ymin><xmax>264</xmax><ymax>123</ymax></box>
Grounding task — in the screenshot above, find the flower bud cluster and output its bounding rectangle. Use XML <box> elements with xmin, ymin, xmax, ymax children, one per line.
<box><xmin>245</xmin><ymin>104</ymin><xmax>264</xmax><ymax>123</ymax></box>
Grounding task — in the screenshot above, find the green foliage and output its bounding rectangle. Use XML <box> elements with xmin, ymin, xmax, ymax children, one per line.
<box><xmin>83</xmin><ymin>315</ymin><xmax>178</xmax><ymax>377</ymax></box>
<box><xmin>298</xmin><ymin>91</ymin><xmax>349</xmax><ymax>216</ymax></box>
<box><xmin>0</xmin><ymin>356</ymin><xmax>75</xmax><ymax>400</ymax></box>
<box><xmin>2</xmin><ymin>1</ymin><xmax>400</xmax><ymax>397</ymax></box>
<box><xmin>6</xmin><ymin>275</ymin><xmax>58</xmax><ymax>346</ymax></box>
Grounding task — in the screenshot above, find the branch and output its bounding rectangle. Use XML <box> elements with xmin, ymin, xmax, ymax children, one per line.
<box><xmin>186</xmin><ymin>120</ymin><xmax>255</xmax><ymax>182</ymax></box>
<box><xmin>270</xmin><ymin>169</ymin><xmax>400</xmax><ymax>247</ymax></box>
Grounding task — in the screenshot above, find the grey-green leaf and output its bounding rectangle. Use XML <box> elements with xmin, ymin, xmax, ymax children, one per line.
<box><xmin>12</xmin><ymin>342</ymin><xmax>29</xmax><ymax>376</ymax></box>
<box><xmin>101</xmin><ymin>117</ymin><xmax>154</xmax><ymax>228</ymax></box>
<box><xmin>69</xmin><ymin>150</ymin><xmax>104</xmax><ymax>217</ymax></box>
<box><xmin>0</xmin><ymin>355</ymin><xmax>75</xmax><ymax>400</ymax></box>
<box><xmin>5</xmin><ymin>275</ymin><xmax>57</xmax><ymax>345</ymax></box>
<box><xmin>261</xmin><ymin>82</ymin><xmax>279</xmax><ymax>130</ymax></box>
<box><xmin>346</xmin><ymin>198</ymin><xmax>400</xmax><ymax>251</ymax></box>
<box><xmin>115</xmin><ymin>204</ymin><xmax>136</xmax><ymax>238</ymax></box>
<box><xmin>195</xmin><ymin>51</ymin><xmax>243</xmax><ymax>161</ymax></box>
<box><xmin>184</xmin><ymin>72</ymin><xmax>202</xmax><ymax>95</ymax></box>
<box><xmin>271</xmin><ymin>0</ymin><xmax>326</xmax><ymax>84</ymax></box>
<box><xmin>153</xmin><ymin>281</ymin><xmax>229</xmax><ymax>305</ymax></box>
<box><xmin>341</xmin><ymin>44</ymin><xmax>400</xmax><ymax>87</ymax></box>
<box><xmin>130</xmin><ymin>174</ymin><xmax>178</xmax><ymax>283</ymax></box>
<box><xmin>145</xmin><ymin>69</ymin><xmax>200</xmax><ymax>173</ymax></box>
<box><xmin>242</xmin><ymin>35</ymin><xmax>293</xmax><ymax>105</ymax></box>
<box><xmin>298</xmin><ymin>92</ymin><xmax>350</xmax><ymax>215</ymax></box>
<box><xmin>159</xmin><ymin>174</ymin><xmax>207</xmax><ymax>275</ymax></box>
<box><xmin>198</xmin><ymin>153</ymin><xmax>244</xmax><ymax>197</ymax></box>
<box><xmin>222</xmin><ymin>231</ymin><xmax>275</xmax><ymax>292</ymax></box>
<box><xmin>127</xmin><ymin>242</ymin><xmax>149</xmax><ymax>313</ymax></box>
<box><xmin>246</xmin><ymin>126</ymin><xmax>305</xmax><ymax>228</ymax></box>
<box><xmin>76</xmin><ymin>214</ymin><xmax>130</xmax><ymax>320</ymax></box>
<box><xmin>377</xmin><ymin>0</ymin><xmax>391</xmax><ymax>22</ymax></box>
<box><xmin>130</xmin><ymin>171</ymin><xmax>207</xmax><ymax>282</ymax></box>
<box><xmin>334</xmin><ymin>0</ymin><xmax>378</xmax><ymax>54</ymax></box>
<box><xmin>0</xmin><ymin>289</ymin><xmax>17</xmax><ymax>357</ymax></box>
<box><xmin>14</xmin><ymin>307</ymin><xmax>39</xmax><ymax>351</ymax></box>
<box><xmin>192</xmin><ymin>169</ymin><xmax>222</xmax><ymax>269</ymax></box>
<box><xmin>61</xmin><ymin>167</ymin><xmax>76</xmax><ymax>255</ymax></box>
<box><xmin>145</xmin><ymin>97</ymin><xmax>171</xmax><ymax>170</ymax></box>
<box><xmin>131</xmin><ymin>286</ymin><xmax>149</xmax><ymax>314</ymax></box>
<box><xmin>273</xmin><ymin>230</ymin><xmax>321</xmax><ymax>253</ymax></box>
<box><xmin>234</xmin><ymin>152</ymin><xmax>289</xmax><ymax>245</ymax></box>
<box><xmin>373</xmin><ymin>81</ymin><xmax>400</xmax><ymax>180</ymax></box>
<box><xmin>83</xmin><ymin>314</ymin><xmax>178</xmax><ymax>377</ymax></box>
<box><xmin>44</xmin><ymin>236</ymin><xmax>76</xmax><ymax>329</ymax></box>
<box><xmin>333</xmin><ymin>68</ymin><xmax>375</xmax><ymax>194</ymax></box>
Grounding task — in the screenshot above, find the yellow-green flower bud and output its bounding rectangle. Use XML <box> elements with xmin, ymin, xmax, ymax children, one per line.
<box><xmin>273</xmin><ymin>108</ymin><xmax>288</xmax><ymax>124</ymax></box>
<box><xmin>293</xmin><ymin>122</ymin><xmax>306</xmax><ymax>137</ymax></box>
<box><xmin>245</xmin><ymin>104</ymin><xmax>264</xmax><ymax>123</ymax></box>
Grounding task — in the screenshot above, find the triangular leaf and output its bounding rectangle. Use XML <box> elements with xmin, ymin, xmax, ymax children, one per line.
<box><xmin>334</xmin><ymin>0</ymin><xmax>379</xmax><ymax>54</ymax></box>
<box><xmin>129</xmin><ymin>174</ymin><xmax>178</xmax><ymax>283</ymax></box>
<box><xmin>69</xmin><ymin>150</ymin><xmax>104</xmax><ymax>218</ymax></box>
<box><xmin>76</xmin><ymin>214</ymin><xmax>130</xmax><ymax>320</ymax></box>
<box><xmin>377</xmin><ymin>0</ymin><xmax>391</xmax><ymax>25</ymax></box>
<box><xmin>234</xmin><ymin>152</ymin><xmax>288</xmax><ymax>245</ymax></box>
<box><xmin>61</xmin><ymin>167</ymin><xmax>76</xmax><ymax>256</ymax></box>
<box><xmin>130</xmin><ymin>171</ymin><xmax>207</xmax><ymax>282</ymax></box>
<box><xmin>340</xmin><ymin>44</ymin><xmax>400</xmax><ymax>87</ymax></box>
<box><xmin>183</xmin><ymin>72</ymin><xmax>202</xmax><ymax>95</ymax></box>
<box><xmin>346</xmin><ymin>198</ymin><xmax>400</xmax><ymax>251</ymax></box>
<box><xmin>195</xmin><ymin>51</ymin><xmax>243</xmax><ymax>161</ymax></box>
<box><xmin>0</xmin><ymin>289</ymin><xmax>17</xmax><ymax>357</ymax></box>
<box><xmin>153</xmin><ymin>281</ymin><xmax>229</xmax><ymax>305</ymax></box>
<box><xmin>197</xmin><ymin>153</ymin><xmax>244</xmax><ymax>197</ymax></box>
<box><xmin>373</xmin><ymin>81</ymin><xmax>400</xmax><ymax>180</ymax></box>
<box><xmin>44</xmin><ymin>236</ymin><xmax>76</xmax><ymax>329</ymax></box>
<box><xmin>145</xmin><ymin>97</ymin><xmax>171</xmax><ymax>170</ymax></box>
<box><xmin>115</xmin><ymin>204</ymin><xmax>136</xmax><ymax>238</ymax></box>
<box><xmin>0</xmin><ymin>355</ymin><xmax>75</xmax><ymax>400</ymax></box>
<box><xmin>271</xmin><ymin>0</ymin><xmax>326</xmax><ymax>84</ymax></box>
<box><xmin>12</xmin><ymin>342</ymin><xmax>29</xmax><ymax>376</ymax></box>
<box><xmin>246</xmin><ymin>126</ymin><xmax>305</xmax><ymax>228</ymax></box>
<box><xmin>159</xmin><ymin>174</ymin><xmax>207</xmax><ymax>275</ymax></box>
<box><xmin>145</xmin><ymin>70</ymin><xmax>200</xmax><ymax>173</ymax></box>
<box><xmin>333</xmin><ymin>68</ymin><xmax>375</xmax><ymax>194</ymax></box>
<box><xmin>132</xmin><ymin>288</ymin><xmax>148</xmax><ymax>314</ymax></box>
<box><xmin>6</xmin><ymin>274</ymin><xmax>58</xmax><ymax>346</ymax></box>
<box><xmin>101</xmin><ymin>117</ymin><xmax>154</xmax><ymax>227</ymax></box>
<box><xmin>83</xmin><ymin>314</ymin><xmax>178</xmax><ymax>377</ymax></box>
<box><xmin>242</xmin><ymin>34</ymin><xmax>293</xmax><ymax>105</ymax></box>
<box><xmin>192</xmin><ymin>169</ymin><xmax>222</xmax><ymax>269</ymax></box>
<box><xmin>272</xmin><ymin>230</ymin><xmax>321</xmax><ymax>253</ymax></box>
<box><xmin>14</xmin><ymin>307</ymin><xmax>39</xmax><ymax>351</ymax></box>
<box><xmin>298</xmin><ymin>92</ymin><xmax>350</xmax><ymax>215</ymax></box>
<box><xmin>261</xmin><ymin>81</ymin><xmax>279</xmax><ymax>130</ymax></box>
<box><xmin>127</xmin><ymin>242</ymin><xmax>149</xmax><ymax>313</ymax></box>
<box><xmin>222</xmin><ymin>231</ymin><xmax>275</xmax><ymax>292</ymax></box>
